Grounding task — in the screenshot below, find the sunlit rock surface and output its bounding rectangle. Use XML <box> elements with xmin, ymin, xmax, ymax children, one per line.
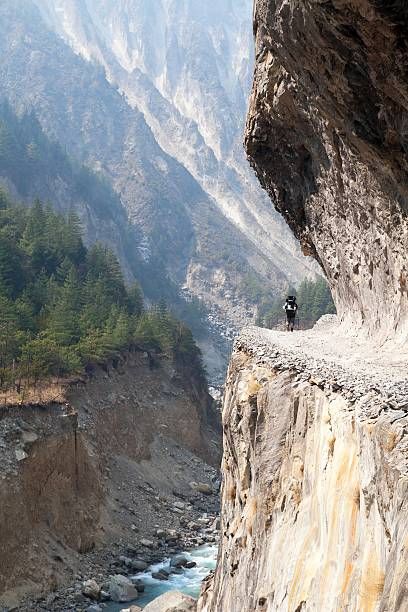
<box><xmin>199</xmin><ymin>326</ymin><xmax>408</xmax><ymax>611</ymax></box>
<box><xmin>202</xmin><ymin>3</ymin><xmax>408</xmax><ymax>606</ymax></box>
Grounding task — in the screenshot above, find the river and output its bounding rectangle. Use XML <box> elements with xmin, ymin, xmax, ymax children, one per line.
<box><xmin>104</xmin><ymin>544</ymin><xmax>217</xmax><ymax>610</ymax></box>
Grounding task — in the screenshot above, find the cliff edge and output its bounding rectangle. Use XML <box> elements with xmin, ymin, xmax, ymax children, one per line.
<box><xmin>199</xmin><ymin>323</ymin><xmax>408</xmax><ymax>611</ymax></box>
<box><xmin>0</xmin><ymin>350</ymin><xmax>221</xmax><ymax>609</ymax></box>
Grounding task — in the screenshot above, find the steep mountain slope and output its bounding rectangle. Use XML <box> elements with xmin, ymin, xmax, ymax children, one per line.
<box><xmin>0</xmin><ymin>0</ymin><xmax>198</xmax><ymax>288</ymax></box>
<box><xmin>0</xmin><ymin>102</ymin><xmax>138</xmax><ymax>279</ymax></box>
<box><xmin>26</xmin><ymin>0</ymin><xmax>317</xmax><ymax>320</ymax></box>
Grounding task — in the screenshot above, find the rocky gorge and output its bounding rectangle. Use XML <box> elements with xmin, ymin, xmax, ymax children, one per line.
<box><xmin>196</xmin><ymin>1</ymin><xmax>408</xmax><ymax>611</ymax></box>
<box><xmin>0</xmin><ymin>350</ymin><xmax>221</xmax><ymax>611</ymax></box>
<box><xmin>2</xmin><ymin>0</ymin><xmax>408</xmax><ymax>611</ymax></box>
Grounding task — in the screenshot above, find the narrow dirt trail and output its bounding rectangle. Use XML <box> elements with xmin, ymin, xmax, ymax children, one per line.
<box><xmin>237</xmin><ymin>316</ymin><xmax>408</xmax><ymax>403</ymax></box>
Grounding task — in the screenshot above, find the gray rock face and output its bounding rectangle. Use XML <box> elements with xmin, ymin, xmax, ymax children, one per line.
<box><xmin>144</xmin><ymin>590</ymin><xmax>196</xmax><ymax>612</ymax></box>
<box><xmin>198</xmin><ymin>334</ymin><xmax>408</xmax><ymax>611</ymax></box>
<box><xmin>245</xmin><ymin>0</ymin><xmax>408</xmax><ymax>342</ymax></box>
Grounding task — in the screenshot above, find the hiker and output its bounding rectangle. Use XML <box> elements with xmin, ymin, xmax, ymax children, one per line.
<box><xmin>283</xmin><ymin>295</ymin><xmax>298</xmax><ymax>331</ymax></box>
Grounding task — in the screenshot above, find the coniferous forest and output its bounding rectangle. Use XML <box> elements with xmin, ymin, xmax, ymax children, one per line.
<box><xmin>0</xmin><ymin>191</ymin><xmax>204</xmax><ymax>396</ymax></box>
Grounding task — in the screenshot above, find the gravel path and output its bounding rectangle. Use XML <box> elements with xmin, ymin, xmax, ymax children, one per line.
<box><xmin>235</xmin><ymin>316</ymin><xmax>408</xmax><ymax>407</ymax></box>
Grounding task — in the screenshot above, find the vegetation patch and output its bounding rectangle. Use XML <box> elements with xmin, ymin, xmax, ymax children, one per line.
<box><xmin>0</xmin><ymin>193</ymin><xmax>205</xmax><ymax>399</ymax></box>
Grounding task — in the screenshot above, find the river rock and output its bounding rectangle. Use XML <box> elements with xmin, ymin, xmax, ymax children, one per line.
<box><xmin>130</xmin><ymin>559</ymin><xmax>148</xmax><ymax>571</ymax></box>
<box><xmin>86</xmin><ymin>606</ymin><xmax>103</xmax><ymax>612</ymax></box>
<box><xmin>140</xmin><ymin>538</ymin><xmax>155</xmax><ymax>548</ymax></box>
<box><xmin>143</xmin><ymin>591</ymin><xmax>197</xmax><ymax>611</ymax></box>
<box><xmin>196</xmin><ymin>483</ymin><xmax>212</xmax><ymax>495</ymax></box>
<box><xmin>151</xmin><ymin>570</ymin><xmax>169</xmax><ymax>581</ymax></box>
<box><xmin>108</xmin><ymin>574</ymin><xmax>139</xmax><ymax>602</ymax></box>
<box><xmin>120</xmin><ymin>607</ymin><xmax>142</xmax><ymax>612</ymax></box>
<box><xmin>82</xmin><ymin>579</ymin><xmax>101</xmax><ymax>600</ymax></box>
<box><xmin>187</xmin><ymin>521</ymin><xmax>200</xmax><ymax>531</ymax></box>
<box><xmin>173</xmin><ymin>500</ymin><xmax>186</xmax><ymax>510</ymax></box>
<box><xmin>130</xmin><ymin>579</ymin><xmax>145</xmax><ymax>593</ymax></box>
<box><xmin>170</xmin><ymin>554</ymin><xmax>188</xmax><ymax>568</ymax></box>
<box><xmin>119</xmin><ymin>555</ymin><xmax>133</xmax><ymax>567</ymax></box>
<box><xmin>165</xmin><ymin>529</ymin><xmax>180</xmax><ymax>542</ymax></box>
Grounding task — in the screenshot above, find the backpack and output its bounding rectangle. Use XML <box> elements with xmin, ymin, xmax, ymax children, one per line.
<box><xmin>286</xmin><ymin>296</ymin><xmax>297</xmax><ymax>311</ymax></box>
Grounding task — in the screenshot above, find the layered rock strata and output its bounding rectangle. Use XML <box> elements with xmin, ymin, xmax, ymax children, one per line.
<box><xmin>199</xmin><ymin>324</ymin><xmax>408</xmax><ymax>611</ymax></box>
<box><xmin>245</xmin><ymin>0</ymin><xmax>408</xmax><ymax>342</ymax></box>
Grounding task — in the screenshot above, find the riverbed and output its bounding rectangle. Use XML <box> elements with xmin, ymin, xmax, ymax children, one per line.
<box><xmin>105</xmin><ymin>544</ymin><xmax>217</xmax><ymax>610</ymax></box>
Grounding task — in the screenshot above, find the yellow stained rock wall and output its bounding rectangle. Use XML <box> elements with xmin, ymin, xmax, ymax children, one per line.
<box><xmin>198</xmin><ymin>350</ymin><xmax>408</xmax><ymax>612</ymax></box>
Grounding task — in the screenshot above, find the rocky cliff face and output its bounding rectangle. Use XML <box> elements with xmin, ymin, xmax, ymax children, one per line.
<box><xmin>199</xmin><ymin>325</ymin><xmax>408</xmax><ymax>612</ymax></box>
<box><xmin>199</xmin><ymin>2</ymin><xmax>408</xmax><ymax>611</ymax></box>
<box><xmin>245</xmin><ymin>0</ymin><xmax>408</xmax><ymax>342</ymax></box>
<box><xmin>0</xmin><ymin>350</ymin><xmax>220</xmax><ymax>608</ymax></box>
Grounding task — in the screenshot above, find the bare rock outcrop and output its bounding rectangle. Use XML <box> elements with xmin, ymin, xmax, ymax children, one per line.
<box><xmin>199</xmin><ymin>3</ymin><xmax>408</xmax><ymax>611</ymax></box>
<box><xmin>245</xmin><ymin>0</ymin><xmax>408</xmax><ymax>342</ymax></box>
<box><xmin>198</xmin><ymin>328</ymin><xmax>408</xmax><ymax>611</ymax></box>
<box><xmin>143</xmin><ymin>590</ymin><xmax>197</xmax><ymax>611</ymax></box>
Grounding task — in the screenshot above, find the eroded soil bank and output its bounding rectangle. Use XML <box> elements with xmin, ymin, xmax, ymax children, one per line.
<box><xmin>0</xmin><ymin>349</ymin><xmax>221</xmax><ymax>611</ymax></box>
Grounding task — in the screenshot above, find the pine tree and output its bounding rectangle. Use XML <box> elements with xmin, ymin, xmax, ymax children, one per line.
<box><xmin>47</xmin><ymin>267</ymin><xmax>82</xmax><ymax>346</ymax></box>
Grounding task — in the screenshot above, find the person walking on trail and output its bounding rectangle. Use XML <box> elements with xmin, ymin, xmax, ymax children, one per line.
<box><xmin>283</xmin><ymin>295</ymin><xmax>298</xmax><ymax>331</ymax></box>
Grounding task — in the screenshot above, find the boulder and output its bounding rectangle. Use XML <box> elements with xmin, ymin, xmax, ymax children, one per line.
<box><xmin>130</xmin><ymin>559</ymin><xmax>148</xmax><ymax>571</ymax></box>
<box><xmin>210</xmin><ymin>517</ymin><xmax>220</xmax><ymax>531</ymax></box>
<box><xmin>165</xmin><ymin>530</ymin><xmax>180</xmax><ymax>542</ymax></box>
<box><xmin>119</xmin><ymin>555</ymin><xmax>133</xmax><ymax>567</ymax></box>
<box><xmin>187</xmin><ymin>521</ymin><xmax>200</xmax><ymax>532</ymax></box>
<box><xmin>143</xmin><ymin>591</ymin><xmax>197</xmax><ymax>611</ymax></box>
<box><xmin>108</xmin><ymin>574</ymin><xmax>139</xmax><ymax>602</ymax></box>
<box><xmin>173</xmin><ymin>501</ymin><xmax>186</xmax><ymax>510</ymax></box>
<box><xmin>15</xmin><ymin>449</ymin><xmax>28</xmax><ymax>461</ymax></box>
<box><xmin>170</xmin><ymin>554</ymin><xmax>188</xmax><ymax>568</ymax></box>
<box><xmin>196</xmin><ymin>483</ymin><xmax>213</xmax><ymax>495</ymax></box>
<box><xmin>121</xmin><ymin>607</ymin><xmax>143</xmax><ymax>612</ymax></box>
<box><xmin>152</xmin><ymin>570</ymin><xmax>169</xmax><ymax>581</ymax></box>
<box><xmin>82</xmin><ymin>579</ymin><xmax>101</xmax><ymax>600</ymax></box>
<box><xmin>86</xmin><ymin>606</ymin><xmax>103</xmax><ymax>612</ymax></box>
<box><xmin>130</xmin><ymin>578</ymin><xmax>145</xmax><ymax>593</ymax></box>
<box><xmin>140</xmin><ymin>538</ymin><xmax>155</xmax><ymax>548</ymax></box>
